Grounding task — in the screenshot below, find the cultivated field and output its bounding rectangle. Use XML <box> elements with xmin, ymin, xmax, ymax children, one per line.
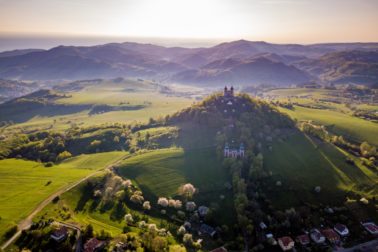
<box><xmin>0</xmin><ymin>151</ymin><xmax>126</xmax><ymax>240</ymax></box>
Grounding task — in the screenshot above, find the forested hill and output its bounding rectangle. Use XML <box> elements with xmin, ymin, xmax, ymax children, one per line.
<box><xmin>168</xmin><ymin>92</ymin><xmax>293</xmax><ymax>130</ymax></box>
<box><xmin>166</xmin><ymin>92</ymin><xmax>295</xmax><ymax>150</ymax></box>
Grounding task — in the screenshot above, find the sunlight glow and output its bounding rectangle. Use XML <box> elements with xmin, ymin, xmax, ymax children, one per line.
<box><xmin>0</xmin><ymin>0</ymin><xmax>377</xmax><ymax>43</ymax></box>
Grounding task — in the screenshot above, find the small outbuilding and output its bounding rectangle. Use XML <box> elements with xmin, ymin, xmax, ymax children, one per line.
<box><xmin>50</xmin><ymin>226</ymin><xmax>68</xmax><ymax>242</ymax></box>
<box><xmin>321</xmin><ymin>228</ymin><xmax>340</xmax><ymax>244</ymax></box>
<box><xmin>362</xmin><ymin>222</ymin><xmax>378</xmax><ymax>235</ymax></box>
<box><xmin>334</xmin><ymin>223</ymin><xmax>349</xmax><ymax>237</ymax></box>
<box><xmin>296</xmin><ymin>234</ymin><xmax>310</xmax><ymax>246</ymax></box>
<box><xmin>277</xmin><ymin>236</ymin><xmax>295</xmax><ymax>251</ymax></box>
<box><xmin>310</xmin><ymin>229</ymin><xmax>325</xmax><ymax>244</ymax></box>
<box><xmin>84</xmin><ymin>237</ymin><xmax>105</xmax><ymax>252</ymax></box>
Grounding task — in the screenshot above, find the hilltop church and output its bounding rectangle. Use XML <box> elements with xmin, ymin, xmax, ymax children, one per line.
<box><xmin>224</xmin><ymin>142</ymin><xmax>245</xmax><ymax>158</ymax></box>
<box><xmin>224</xmin><ymin>86</ymin><xmax>234</xmax><ymax>98</ymax></box>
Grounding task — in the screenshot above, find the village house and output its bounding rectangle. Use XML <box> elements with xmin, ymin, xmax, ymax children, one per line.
<box><xmin>334</xmin><ymin>223</ymin><xmax>349</xmax><ymax>237</ymax></box>
<box><xmin>50</xmin><ymin>226</ymin><xmax>68</xmax><ymax>242</ymax></box>
<box><xmin>362</xmin><ymin>222</ymin><xmax>378</xmax><ymax>235</ymax></box>
<box><xmin>277</xmin><ymin>236</ymin><xmax>295</xmax><ymax>251</ymax></box>
<box><xmin>224</xmin><ymin>142</ymin><xmax>245</xmax><ymax>158</ymax></box>
<box><xmin>84</xmin><ymin>237</ymin><xmax>105</xmax><ymax>252</ymax></box>
<box><xmin>266</xmin><ymin>233</ymin><xmax>277</xmax><ymax>245</ymax></box>
<box><xmin>310</xmin><ymin>229</ymin><xmax>326</xmax><ymax>244</ymax></box>
<box><xmin>259</xmin><ymin>222</ymin><xmax>267</xmax><ymax>230</ymax></box>
<box><xmin>321</xmin><ymin>228</ymin><xmax>340</xmax><ymax>244</ymax></box>
<box><xmin>296</xmin><ymin>234</ymin><xmax>310</xmax><ymax>246</ymax></box>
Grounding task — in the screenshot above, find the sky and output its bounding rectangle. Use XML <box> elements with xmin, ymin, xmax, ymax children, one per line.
<box><xmin>0</xmin><ymin>0</ymin><xmax>377</xmax><ymax>50</ymax></box>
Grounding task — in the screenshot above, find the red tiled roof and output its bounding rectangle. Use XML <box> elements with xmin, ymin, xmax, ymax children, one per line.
<box><xmin>322</xmin><ymin>229</ymin><xmax>340</xmax><ymax>242</ymax></box>
<box><xmin>52</xmin><ymin>226</ymin><xmax>68</xmax><ymax>238</ymax></box>
<box><xmin>84</xmin><ymin>238</ymin><xmax>104</xmax><ymax>252</ymax></box>
<box><xmin>296</xmin><ymin>234</ymin><xmax>310</xmax><ymax>245</ymax></box>
<box><xmin>278</xmin><ymin>236</ymin><xmax>294</xmax><ymax>247</ymax></box>
<box><xmin>363</xmin><ymin>223</ymin><xmax>378</xmax><ymax>234</ymax></box>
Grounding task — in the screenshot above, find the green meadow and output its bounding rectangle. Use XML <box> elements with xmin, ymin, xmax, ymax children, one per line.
<box><xmin>33</xmin><ymin>148</ymin><xmax>235</xmax><ymax>240</ymax></box>
<box><xmin>279</xmin><ymin>106</ymin><xmax>378</xmax><ymax>145</ymax></box>
<box><xmin>35</xmin><ymin>176</ymin><xmax>174</xmax><ymax>238</ymax></box>
<box><xmin>264</xmin><ymin>133</ymin><xmax>378</xmax><ymax>208</ymax></box>
<box><xmin>0</xmin><ymin>151</ymin><xmax>126</xmax><ymax>239</ymax></box>
<box><xmin>2</xmin><ymin>79</ymin><xmax>194</xmax><ymax>134</ymax></box>
<box><xmin>264</xmin><ymin>88</ymin><xmax>378</xmax><ymax>145</ymax></box>
<box><xmin>116</xmin><ymin>148</ymin><xmax>235</xmax><ymax>225</ymax></box>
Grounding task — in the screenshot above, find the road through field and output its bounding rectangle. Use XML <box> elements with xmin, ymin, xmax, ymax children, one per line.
<box><xmin>0</xmin><ymin>153</ymin><xmax>128</xmax><ymax>251</ymax></box>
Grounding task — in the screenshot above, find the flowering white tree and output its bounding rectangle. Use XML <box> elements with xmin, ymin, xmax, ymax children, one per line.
<box><xmin>183</xmin><ymin>233</ymin><xmax>193</xmax><ymax>245</ymax></box>
<box><xmin>174</xmin><ymin>200</ymin><xmax>182</xmax><ymax>209</ymax></box>
<box><xmin>138</xmin><ymin>221</ymin><xmax>147</xmax><ymax>228</ymax></box>
<box><xmin>143</xmin><ymin>201</ymin><xmax>151</xmax><ymax>210</ymax></box>
<box><xmin>124</xmin><ymin>213</ymin><xmax>133</xmax><ymax>223</ymax></box>
<box><xmin>122</xmin><ymin>179</ymin><xmax>132</xmax><ymax>188</ymax></box>
<box><xmin>178</xmin><ymin>183</ymin><xmax>196</xmax><ymax>199</ymax></box>
<box><xmin>177</xmin><ymin>225</ymin><xmax>186</xmax><ymax>236</ymax></box>
<box><xmin>157</xmin><ymin>197</ymin><xmax>169</xmax><ymax>207</ymax></box>
<box><xmin>103</xmin><ymin>186</ymin><xmax>113</xmax><ymax>201</ymax></box>
<box><xmin>148</xmin><ymin>224</ymin><xmax>158</xmax><ymax>234</ymax></box>
<box><xmin>93</xmin><ymin>190</ymin><xmax>102</xmax><ymax>198</ymax></box>
<box><xmin>130</xmin><ymin>191</ymin><xmax>144</xmax><ymax>204</ymax></box>
<box><xmin>168</xmin><ymin>199</ymin><xmax>176</xmax><ymax>208</ymax></box>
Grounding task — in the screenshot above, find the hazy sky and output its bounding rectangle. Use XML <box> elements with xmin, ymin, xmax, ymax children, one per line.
<box><xmin>0</xmin><ymin>0</ymin><xmax>378</xmax><ymax>46</ymax></box>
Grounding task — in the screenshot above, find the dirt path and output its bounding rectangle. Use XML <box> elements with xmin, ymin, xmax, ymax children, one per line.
<box><xmin>1</xmin><ymin>154</ymin><xmax>128</xmax><ymax>251</ymax></box>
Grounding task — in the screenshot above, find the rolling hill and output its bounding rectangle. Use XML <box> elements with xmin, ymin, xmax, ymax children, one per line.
<box><xmin>0</xmin><ymin>79</ymin><xmax>40</xmax><ymax>103</ymax></box>
<box><xmin>0</xmin><ymin>49</ymin><xmax>45</xmax><ymax>58</ymax></box>
<box><xmin>0</xmin><ymin>40</ymin><xmax>378</xmax><ymax>86</ymax></box>
<box><xmin>173</xmin><ymin>56</ymin><xmax>312</xmax><ymax>86</ymax></box>
<box><xmin>296</xmin><ymin>50</ymin><xmax>378</xmax><ymax>87</ymax></box>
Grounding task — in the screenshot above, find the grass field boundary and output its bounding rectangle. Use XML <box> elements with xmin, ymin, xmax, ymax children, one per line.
<box><xmin>0</xmin><ymin>152</ymin><xmax>129</xmax><ymax>251</ymax></box>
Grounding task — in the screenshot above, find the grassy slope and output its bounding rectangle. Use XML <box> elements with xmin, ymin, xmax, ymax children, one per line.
<box><xmin>279</xmin><ymin>106</ymin><xmax>378</xmax><ymax>145</ymax></box>
<box><xmin>35</xmin><ymin>175</ymin><xmax>169</xmax><ymax>238</ymax></box>
<box><xmin>263</xmin><ymin>132</ymin><xmax>378</xmax><ymax>208</ymax></box>
<box><xmin>117</xmin><ymin>148</ymin><xmax>235</xmax><ymax>225</ymax></box>
<box><xmin>1</xmin><ymin>80</ymin><xmax>193</xmax><ymax>134</ymax></box>
<box><xmin>34</xmin><ymin>148</ymin><xmax>235</xmax><ymax>241</ymax></box>
<box><xmin>265</xmin><ymin>88</ymin><xmax>378</xmax><ymax>145</ymax></box>
<box><xmin>0</xmin><ymin>152</ymin><xmax>126</xmax><ymax>238</ymax></box>
<box><xmin>36</xmin><ymin>174</ymin><xmax>126</xmax><ymax>236</ymax></box>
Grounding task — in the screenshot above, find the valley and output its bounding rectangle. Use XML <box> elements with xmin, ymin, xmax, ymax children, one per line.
<box><xmin>0</xmin><ymin>41</ymin><xmax>377</xmax><ymax>252</ymax></box>
<box><xmin>0</xmin><ymin>81</ymin><xmax>376</xmax><ymax>251</ymax></box>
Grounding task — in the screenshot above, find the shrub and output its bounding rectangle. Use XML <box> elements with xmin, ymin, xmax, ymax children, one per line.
<box><xmin>4</xmin><ymin>225</ymin><xmax>18</xmax><ymax>239</ymax></box>
<box><xmin>52</xmin><ymin>196</ymin><xmax>60</xmax><ymax>203</ymax></box>
<box><xmin>56</xmin><ymin>151</ymin><xmax>72</xmax><ymax>162</ymax></box>
<box><xmin>44</xmin><ymin>162</ymin><xmax>54</xmax><ymax>167</ymax></box>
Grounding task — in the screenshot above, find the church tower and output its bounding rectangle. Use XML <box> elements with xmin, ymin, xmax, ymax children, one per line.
<box><xmin>223</xmin><ymin>86</ymin><xmax>234</xmax><ymax>98</ymax></box>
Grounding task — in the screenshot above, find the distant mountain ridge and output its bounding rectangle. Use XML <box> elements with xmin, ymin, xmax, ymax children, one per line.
<box><xmin>0</xmin><ymin>40</ymin><xmax>377</xmax><ymax>86</ymax></box>
<box><xmin>296</xmin><ymin>50</ymin><xmax>378</xmax><ymax>87</ymax></box>
<box><xmin>0</xmin><ymin>49</ymin><xmax>45</xmax><ymax>58</ymax></box>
